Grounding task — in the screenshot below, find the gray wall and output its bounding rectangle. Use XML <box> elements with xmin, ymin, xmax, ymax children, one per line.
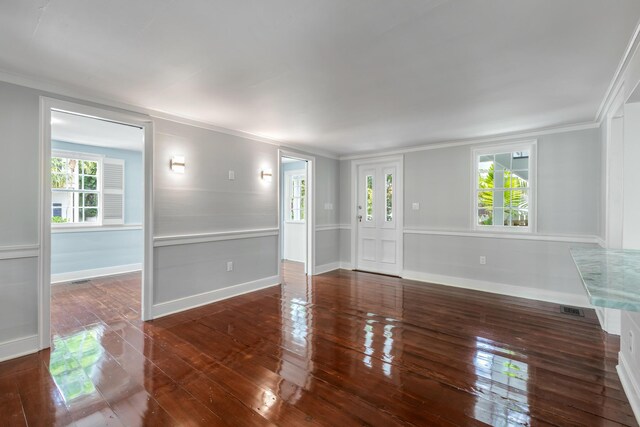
<box><xmin>0</xmin><ymin>82</ymin><xmax>40</xmax><ymax>344</ymax></box>
<box><xmin>0</xmin><ymin>79</ymin><xmax>341</xmax><ymax>356</ymax></box>
<box><xmin>340</xmin><ymin>128</ymin><xmax>601</xmax><ymax>301</ymax></box>
<box><xmin>152</xmin><ymin>118</ymin><xmax>280</xmax><ymax>304</ymax></box>
<box><xmin>314</xmin><ymin>155</ymin><xmax>340</xmax><ymax>267</ymax></box>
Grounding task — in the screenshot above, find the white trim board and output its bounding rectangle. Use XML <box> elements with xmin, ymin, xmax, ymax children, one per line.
<box><xmin>51</xmin><ymin>263</ymin><xmax>142</xmax><ymax>284</ymax></box>
<box><xmin>314</xmin><ymin>262</ymin><xmax>341</xmax><ymax>275</ymax></box>
<box><xmin>403</xmin><ymin>229</ymin><xmax>601</xmax><ymax>244</ymax></box>
<box><xmin>0</xmin><ymin>335</ymin><xmax>39</xmax><ymax>363</ymax></box>
<box><xmin>0</xmin><ymin>245</ymin><xmax>40</xmax><ymax>260</ymax></box>
<box><xmin>618</xmin><ymin>352</ymin><xmax>640</xmax><ymax>425</ymax></box>
<box><xmin>154</xmin><ymin>228</ymin><xmax>279</xmax><ymax>247</ymax></box>
<box><xmin>152</xmin><ymin>275</ymin><xmax>280</xmax><ymax>319</ymax></box>
<box><xmin>315</xmin><ymin>224</ymin><xmax>340</xmax><ymax>231</ymax></box>
<box><xmin>402</xmin><ymin>270</ymin><xmax>591</xmax><ymax>308</ymax></box>
<box><xmin>52</xmin><ymin>224</ymin><xmax>143</xmax><ymax>234</ymax></box>
<box><xmin>316</xmin><ymin>224</ymin><xmax>352</xmax><ymax>231</ymax></box>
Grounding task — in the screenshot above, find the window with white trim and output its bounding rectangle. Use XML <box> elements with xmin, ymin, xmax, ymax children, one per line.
<box><xmin>473</xmin><ymin>142</ymin><xmax>535</xmax><ymax>231</ymax></box>
<box><xmin>285</xmin><ymin>171</ymin><xmax>306</xmax><ymax>222</ymax></box>
<box><xmin>51</xmin><ymin>152</ymin><xmax>125</xmax><ymax>226</ymax></box>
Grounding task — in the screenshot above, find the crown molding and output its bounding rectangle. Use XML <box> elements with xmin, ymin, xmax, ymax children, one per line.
<box><xmin>595</xmin><ymin>18</ymin><xmax>640</xmax><ymax>123</ymax></box>
<box><xmin>0</xmin><ymin>68</ymin><xmax>340</xmax><ymax>160</ymax></box>
<box><xmin>339</xmin><ymin>121</ymin><xmax>599</xmax><ymax>160</ymax></box>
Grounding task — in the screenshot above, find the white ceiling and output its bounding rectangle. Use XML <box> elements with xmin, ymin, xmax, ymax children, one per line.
<box><xmin>51</xmin><ymin>110</ymin><xmax>144</xmax><ymax>152</ymax></box>
<box><xmin>1</xmin><ymin>1</ymin><xmax>639</xmax><ymax>156</ymax></box>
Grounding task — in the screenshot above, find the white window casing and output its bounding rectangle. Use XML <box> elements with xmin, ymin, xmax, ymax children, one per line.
<box><xmin>471</xmin><ymin>140</ymin><xmax>537</xmax><ymax>233</ymax></box>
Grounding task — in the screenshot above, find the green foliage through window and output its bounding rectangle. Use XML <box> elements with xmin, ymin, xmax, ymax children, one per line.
<box><xmin>51</xmin><ymin>155</ymin><xmax>100</xmax><ymax>224</ymax></box>
<box><xmin>477</xmin><ymin>151</ymin><xmax>529</xmax><ymax>227</ymax></box>
<box><xmin>366</xmin><ymin>175</ymin><xmax>374</xmax><ymax>221</ymax></box>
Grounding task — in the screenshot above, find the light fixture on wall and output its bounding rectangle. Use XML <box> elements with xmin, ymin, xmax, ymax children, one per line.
<box><xmin>261</xmin><ymin>168</ymin><xmax>273</xmax><ymax>182</ymax></box>
<box><xmin>170</xmin><ymin>156</ymin><xmax>185</xmax><ymax>173</ymax></box>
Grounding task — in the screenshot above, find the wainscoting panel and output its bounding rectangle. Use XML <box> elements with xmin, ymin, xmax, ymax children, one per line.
<box><xmin>153</xmin><ymin>234</ymin><xmax>278</xmax><ymax>305</ymax></box>
<box><xmin>0</xmin><ymin>257</ymin><xmax>38</xmax><ymax>345</ymax></box>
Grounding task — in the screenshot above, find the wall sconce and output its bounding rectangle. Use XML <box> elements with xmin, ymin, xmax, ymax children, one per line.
<box><xmin>260</xmin><ymin>168</ymin><xmax>273</xmax><ymax>182</ymax></box>
<box><xmin>170</xmin><ymin>156</ymin><xmax>185</xmax><ymax>173</ymax></box>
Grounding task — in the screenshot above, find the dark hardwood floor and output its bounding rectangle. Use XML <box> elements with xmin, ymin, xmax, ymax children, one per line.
<box><xmin>0</xmin><ymin>262</ymin><xmax>637</xmax><ymax>426</ymax></box>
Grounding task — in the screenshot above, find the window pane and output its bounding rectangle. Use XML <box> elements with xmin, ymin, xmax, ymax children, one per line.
<box><xmin>478</xmin><ymin>208</ymin><xmax>492</xmax><ymax>225</ymax></box>
<box><xmin>83</xmin><ymin>193</ymin><xmax>98</xmax><ymax>207</ymax></box>
<box><xmin>476</xmin><ymin>149</ymin><xmax>531</xmax><ymax>228</ymax></box>
<box><xmin>51</xmin><ymin>191</ymin><xmax>75</xmax><ymax>223</ymax></box>
<box><xmin>511</xmin><ymin>170</ymin><xmax>529</xmax><ymax>186</ymax></box>
<box><xmin>509</xmin><ymin>189</ymin><xmax>528</xmax><ymax>210</ymax></box>
<box><xmin>478</xmin><ymin>190</ymin><xmax>493</xmax><ymax>209</ymax></box>
<box><xmin>385</xmin><ymin>173</ymin><xmax>393</xmax><ymax>222</ymax></box>
<box><xmin>478</xmin><ymin>155</ymin><xmax>494</xmax><ymax>171</ymax></box>
<box><xmin>83</xmin><ymin>208</ymin><xmax>99</xmax><ymax>223</ymax></box>
<box><xmin>493</xmin><ymin>208</ymin><xmax>504</xmax><ymax>226</ymax></box>
<box><xmin>503</xmin><ymin>209</ymin><xmax>512</xmax><ymax>226</ymax></box>
<box><xmin>512</xmin><ymin>210</ymin><xmax>529</xmax><ymax>227</ymax></box>
<box><xmin>494</xmin><ymin>153</ymin><xmax>511</xmax><ymax>171</ymax></box>
<box><xmin>494</xmin><ymin>170</ymin><xmax>504</xmax><ymax>189</ymax></box>
<box><xmin>366</xmin><ymin>175</ymin><xmax>374</xmax><ymax>221</ymax></box>
<box><xmin>82</xmin><ymin>161</ymin><xmax>98</xmax><ymax>175</ymax></box>
<box><xmin>83</xmin><ymin>176</ymin><xmax>97</xmax><ymax>190</ymax></box>
<box><xmin>512</xmin><ymin>152</ymin><xmax>529</xmax><ymax>170</ymax></box>
<box><xmin>300</xmin><ymin>179</ymin><xmax>305</xmax><ymax>220</ymax></box>
<box><xmin>478</xmin><ymin>170</ymin><xmax>494</xmax><ymax>189</ymax></box>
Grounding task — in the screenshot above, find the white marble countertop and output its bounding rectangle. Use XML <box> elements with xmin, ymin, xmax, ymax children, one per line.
<box><xmin>570</xmin><ymin>247</ymin><xmax>640</xmax><ymax>312</ymax></box>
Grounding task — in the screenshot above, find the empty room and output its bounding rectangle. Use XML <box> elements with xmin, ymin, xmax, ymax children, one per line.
<box><xmin>1</xmin><ymin>1</ymin><xmax>640</xmax><ymax>426</ymax></box>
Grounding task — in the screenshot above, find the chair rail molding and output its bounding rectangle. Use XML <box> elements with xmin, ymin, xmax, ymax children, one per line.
<box><xmin>154</xmin><ymin>228</ymin><xmax>279</xmax><ymax>247</ymax></box>
<box><xmin>0</xmin><ymin>244</ymin><xmax>40</xmax><ymax>260</ymax></box>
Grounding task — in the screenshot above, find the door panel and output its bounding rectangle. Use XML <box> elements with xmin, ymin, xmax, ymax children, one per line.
<box><xmin>356</xmin><ymin>160</ymin><xmax>402</xmax><ymax>275</ymax></box>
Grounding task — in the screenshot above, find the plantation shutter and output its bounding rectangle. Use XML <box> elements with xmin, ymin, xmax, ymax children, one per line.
<box><xmin>103</xmin><ymin>158</ymin><xmax>125</xmax><ymax>225</ymax></box>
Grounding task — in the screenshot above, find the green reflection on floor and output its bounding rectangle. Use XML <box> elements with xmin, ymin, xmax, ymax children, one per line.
<box><xmin>49</xmin><ymin>325</ymin><xmax>104</xmax><ymax>402</ymax></box>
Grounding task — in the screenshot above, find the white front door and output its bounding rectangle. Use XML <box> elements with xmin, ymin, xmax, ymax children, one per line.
<box><xmin>356</xmin><ymin>159</ymin><xmax>402</xmax><ymax>275</ymax></box>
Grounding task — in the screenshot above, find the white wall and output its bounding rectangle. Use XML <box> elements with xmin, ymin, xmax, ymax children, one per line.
<box><xmin>339</xmin><ymin>127</ymin><xmax>601</xmax><ymax>305</ymax></box>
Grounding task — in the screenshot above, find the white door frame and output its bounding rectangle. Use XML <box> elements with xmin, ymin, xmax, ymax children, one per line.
<box><xmin>38</xmin><ymin>97</ymin><xmax>154</xmax><ymax>349</ymax></box>
<box><xmin>278</xmin><ymin>149</ymin><xmax>314</xmax><ymax>278</ymax></box>
<box><xmin>350</xmin><ymin>155</ymin><xmax>404</xmax><ymax>275</ymax></box>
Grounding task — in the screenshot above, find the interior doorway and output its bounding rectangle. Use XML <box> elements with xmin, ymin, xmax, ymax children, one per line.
<box><xmin>39</xmin><ymin>98</ymin><xmax>154</xmax><ymax>350</ymax></box>
<box><xmin>279</xmin><ymin>151</ymin><xmax>314</xmax><ymax>276</ymax></box>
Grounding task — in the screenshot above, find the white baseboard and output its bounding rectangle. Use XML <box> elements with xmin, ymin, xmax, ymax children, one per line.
<box><xmin>402</xmin><ymin>270</ymin><xmax>590</xmax><ymax>307</ymax></box>
<box><xmin>51</xmin><ymin>263</ymin><xmax>142</xmax><ymax>284</ymax></box>
<box><xmin>314</xmin><ymin>262</ymin><xmax>340</xmax><ymax>275</ymax></box>
<box><xmin>152</xmin><ymin>275</ymin><xmax>280</xmax><ymax>319</ymax></box>
<box><xmin>0</xmin><ymin>335</ymin><xmax>39</xmax><ymax>363</ymax></box>
<box><xmin>618</xmin><ymin>351</ymin><xmax>640</xmax><ymax>425</ymax></box>
<box><xmin>339</xmin><ymin>262</ymin><xmax>354</xmax><ymax>270</ymax></box>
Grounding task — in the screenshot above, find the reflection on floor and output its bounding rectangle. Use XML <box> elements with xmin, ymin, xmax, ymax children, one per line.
<box><xmin>0</xmin><ymin>263</ymin><xmax>637</xmax><ymax>426</ymax></box>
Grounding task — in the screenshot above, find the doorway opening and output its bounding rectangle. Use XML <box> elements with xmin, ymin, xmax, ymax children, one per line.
<box><xmin>40</xmin><ymin>98</ymin><xmax>153</xmax><ymax>351</ymax></box>
<box><xmin>279</xmin><ymin>151</ymin><xmax>314</xmax><ymax>279</ymax></box>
